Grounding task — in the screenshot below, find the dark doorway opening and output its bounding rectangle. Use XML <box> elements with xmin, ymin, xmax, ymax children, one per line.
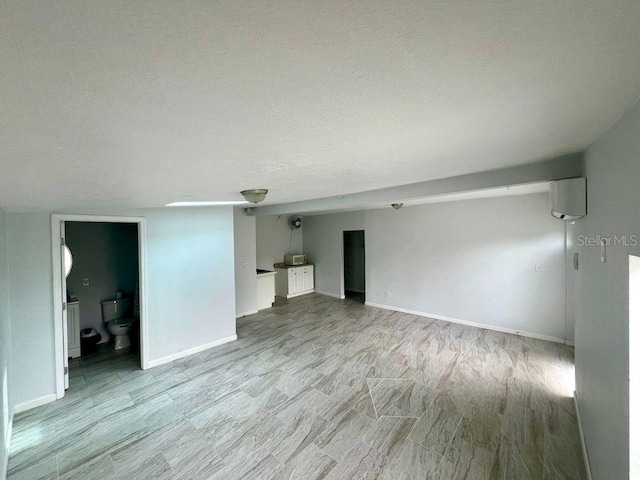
<box><xmin>64</xmin><ymin>221</ymin><xmax>141</xmax><ymax>391</ymax></box>
<box><xmin>343</xmin><ymin>230</ymin><xmax>365</xmax><ymax>303</ymax></box>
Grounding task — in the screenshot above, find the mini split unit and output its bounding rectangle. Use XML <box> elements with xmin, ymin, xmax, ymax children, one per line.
<box><xmin>549</xmin><ymin>178</ymin><xmax>586</xmax><ymax>220</ymax></box>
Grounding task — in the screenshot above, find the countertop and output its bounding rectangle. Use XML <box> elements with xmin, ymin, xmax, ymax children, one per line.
<box><xmin>257</xmin><ymin>269</ymin><xmax>276</xmax><ymax>277</ymax></box>
<box><xmin>274</xmin><ymin>264</ymin><xmax>313</xmax><ymax>269</ymax></box>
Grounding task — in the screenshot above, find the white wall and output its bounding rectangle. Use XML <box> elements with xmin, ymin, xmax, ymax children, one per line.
<box><xmin>303</xmin><ymin>211</ymin><xmax>365</xmax><ymax>298</ymax></box>
<box><xmin>303</xmin><ymin>195</ymin><xmax>568</xmax><ymax>341</ymax></box>
<box><xmin>0</xmin><ymin>208</ymin><xmax>11</xmax><ymax>480</ymax></box>
<box><xmin>7</xmin><ymin>208</ymin><xmax>236</xmax><ymax>408</ymax></box>
<box><xmin>66</xmin><ymin>222</ymin><xmax>139</xmax><ymax>342</ymax></box>
<box><xmin>365</xmin><ymin>194</ymin><xmax>567</xmax><ymax>341</ymax></box>
<box><xmin>573</xmin><ymin>100</ymin><xmax>640</xmax><ymax>480</ymax></box>
<box><xmin>256</xmin><ymin>215</ymin><xmax>303</xmax><ymax>270</ymax></box>
<box><xmin>234</xmin><ymin>209</ymin><xmax>257</xmax><ymax>317</ymax></box>
<box><xmin>143</xmin><ymin>208</ymin><xmax>236</xmax><ymax>362</ymax></box>
<box><xmin>7</xmin><ymin>213</ymin><xmax>56</xmax><ymax>409</ymax></box>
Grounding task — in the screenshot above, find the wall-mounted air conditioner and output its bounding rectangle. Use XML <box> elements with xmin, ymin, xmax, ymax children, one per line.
<box><xmin>550</xmin><ymin>178</ymin><xmax>586</xmax><ymax>220</ymax></box>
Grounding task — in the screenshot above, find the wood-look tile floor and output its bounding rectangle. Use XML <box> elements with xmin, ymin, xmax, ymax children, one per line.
<box><xmin>8</xmin><ymin>294</ymin><xmax>586</xmax><ymax>479</ymax></box>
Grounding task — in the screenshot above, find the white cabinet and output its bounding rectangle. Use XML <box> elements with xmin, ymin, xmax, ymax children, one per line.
<box><xmin>67</xmin><ymin>302</ymin><xmax>81</xmax><ymax>359</ymax></box>
<box><xmin>275</xmin><ymin>265</ymin><xmax>314</xmax><ymax>299</ymax></box>
<box><xmin>295</xmin><ymin>268</ymin><xmax>305</xmax><ymax>293</ymax></box>
<box><xmin>256</xmin><ymin>271</ymin><xmax>276</xmax><ymax>310</ymax></box>
<box><xmin>301</xmin><ymin>265</ymin><xmax>314</xmax><ymax>291</ymax></box>
<box><xmin>288</xmin><ymin>269</ymin><xmax>296</xmax><ymax>293</ymax></box>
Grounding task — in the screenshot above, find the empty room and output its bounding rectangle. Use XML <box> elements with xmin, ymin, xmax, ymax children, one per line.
<box><xmin>1</xmin><ymin>1</ymin><xmax>639</xmax><ymax>479</ymax></box>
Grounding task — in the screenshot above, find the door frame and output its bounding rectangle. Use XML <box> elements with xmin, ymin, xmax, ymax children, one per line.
<box><xmin>630</xmin><ymin>254</ymin><xmax>640</xmax><ymax>479</ymax></box>
<box><xmin>51</xmin><ymin>214</ymin><xmax>148</xmax><ymax>399</ymax></box>
<box><xmin>339</xmin><ymin>231</ymin><xmax>346</xmax><ymax>299</ymax></box>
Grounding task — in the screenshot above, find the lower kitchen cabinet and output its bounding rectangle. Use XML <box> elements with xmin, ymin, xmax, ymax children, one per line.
<box><xmin>275</xmin><ymin>265</ymin><xmax>314</xmax><ymax>299</ymax></box>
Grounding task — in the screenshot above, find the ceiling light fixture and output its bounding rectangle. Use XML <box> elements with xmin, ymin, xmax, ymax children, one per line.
<box><xmin>241</xmin><ymin>189</ymin><xmax>269</xmax><ymax>203</ymax></box>
<box><xmin>391</xmin><ymin>203</ymin><xmax>403</xmax><ymax>209</ymax></box>
<box><xmin>166</xmin><ymin>201</ymin><xmax>249</xmax><ymax>207</ymax></box>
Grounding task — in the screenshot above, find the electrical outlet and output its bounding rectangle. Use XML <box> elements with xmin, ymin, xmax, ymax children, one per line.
<box><xmin>383</xmin><ymin>291</ymin><xmax>389</xmax><ymax>298</ymax></box>
<box><xmin>82</xmin><ymin>278</ymin><xmax>90</xmax><ymax>287</ymax></box>
<box><xmin>535</xmin><ymin>264</ymin><xmax>542</xmax><ymax>272</ymax></box>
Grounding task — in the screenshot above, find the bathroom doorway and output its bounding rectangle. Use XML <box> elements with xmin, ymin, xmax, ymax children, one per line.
<box><xmin>51</xmin><ymin>215</ymin><xmax>147</xmax><ymax>399</ymax></box>
<box><xmin>630</xmin><ymin>255</ymin><xmax>640</xmax><ymax>477</ymax></box>
<box><xmin>343</xmin><ymin>230</ymin><xmax>365</xmax><ymax>303</ymax></box>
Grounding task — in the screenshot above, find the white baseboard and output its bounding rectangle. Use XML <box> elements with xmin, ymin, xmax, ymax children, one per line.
<box><xmin>146</xmin><ymin>335</ymin><xmax>237</xmax><ymax>369</ymax></box>
<box><xmin>314</xmin><ymin>289</ymin><xmax>345</xmax><ymax>300</ymax></box>
<box><xmin>236</xmin><ymin>310</ymin><xmax>258</xmax><ymax>318</ymax></box>
<box><xmin>573</xmin><ymin>392</ymin><xmax>593</xmax><ymax>480</ymax></box>
<box><xmin>278</xmin><ymin>290</ymin><xmax>315</xmax><ymax>299</ymax></box>
<box><xmin>364</xmin><ymin>301</ymin><xmax>567</xmax><ymax>344</ymax></box>
<box><xmin>12</xmin><ymin>394</ymin><xmax>57</xmax><ymax>415</ymax></box>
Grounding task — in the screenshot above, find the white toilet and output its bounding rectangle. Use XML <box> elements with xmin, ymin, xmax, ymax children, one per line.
<box><xmin>101</xmin><ymin>298</ymin><xmax>134</xmax><ymax>350</ymax></box>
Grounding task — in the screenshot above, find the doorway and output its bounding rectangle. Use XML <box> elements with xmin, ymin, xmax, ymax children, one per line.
<box><xmin>630</xmin><ymin>255</ymin><xmax>640</xmax><ymax>477</ymax></box>
<box><xmin>51</xmin><ymin>215</ymin><xmax>147</xmax><ymax>399</ymax></box>
<box><xmin>343</xmin><ymin>230</ymin><xmax>365</xmax><ymax>303</ymax></box>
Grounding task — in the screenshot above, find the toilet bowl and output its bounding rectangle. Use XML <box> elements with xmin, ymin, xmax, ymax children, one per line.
<box><xmin>107</xmin><ymin>318</ymin><xmax>133</xmax><ymax>350</ymax></box>
<box><xmin>101</xmin><ymin>298</ymin><xmax>135</xmax><ymax>351</ymax></box>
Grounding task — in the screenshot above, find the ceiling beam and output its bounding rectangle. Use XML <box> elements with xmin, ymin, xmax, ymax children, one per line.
<box><xmin>252</xmin><ymin>153</ymin><xmax>584</xmax><ymax>216</ymax></box>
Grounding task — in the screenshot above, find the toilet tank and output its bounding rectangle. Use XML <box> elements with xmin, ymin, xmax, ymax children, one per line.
<box><xmin>101</xmin><ymin>298</ymin><xmax>131</xmax><ymax>323</ymax></box>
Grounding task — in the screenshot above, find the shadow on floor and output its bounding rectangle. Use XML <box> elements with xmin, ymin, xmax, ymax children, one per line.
<box><xmin>345</xmin><ymin>290</ymin><xmax>365</xmax><ymax>304</ymax></box>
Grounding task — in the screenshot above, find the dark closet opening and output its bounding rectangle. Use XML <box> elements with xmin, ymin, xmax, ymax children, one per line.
<box><xmin>343</xmin><ymin>230</ymin><xmax>365</xmax><ymax>303</ymax></box>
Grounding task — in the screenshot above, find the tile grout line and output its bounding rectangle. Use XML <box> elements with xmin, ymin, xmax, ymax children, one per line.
<box><xmin>439</xmin><ymin>416</ymin><xmax>464</xmax><ymax>463</ymax></box>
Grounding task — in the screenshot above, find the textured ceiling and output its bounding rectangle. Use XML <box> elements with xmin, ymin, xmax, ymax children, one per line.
<box><xmin>1</xmin><ymin>0</ymin><xmax>639</xmax><ymax>212</ymax></box>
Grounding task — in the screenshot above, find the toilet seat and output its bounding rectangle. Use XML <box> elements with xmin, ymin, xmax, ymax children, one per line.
<box><xmin>108</xmin><ymin>318</ymin><xmax>133</xmax><ymax>327</ymax></box>
<box><xmin>107</xmin><ymin>318</ymin><xmax>133</xmax><ymax>337</ymax></box>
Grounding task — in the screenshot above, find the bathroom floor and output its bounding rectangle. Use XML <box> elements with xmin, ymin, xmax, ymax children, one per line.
<box><xmin>69</xmin><ymin>343</ymin><xmax>139</xmax><ymax>371</ymax></box>
<box><xmin>8</xmin><ymin>294</ymin><xmax>585</xmax><ymax>479</ymax></box>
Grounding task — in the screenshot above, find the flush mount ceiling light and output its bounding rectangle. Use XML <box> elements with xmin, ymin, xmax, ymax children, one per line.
<box><xmin>166</xmin><ymin>200</ymin><xmax>249</xmax><ymax>207</ymax></box>
<box><xmin>241</xmin><ymin>189</ymin><xmax>269</xmax><ymax>203</ymax></box>
<box><xmin>391</xmin><ymin>203</ymin><xmax>404</xmax><ymax>209</ymax></box>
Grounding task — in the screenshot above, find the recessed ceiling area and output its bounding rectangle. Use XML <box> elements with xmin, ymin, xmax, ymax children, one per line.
<box><xmin>388</xmin><ymin>182</ymin><xmax>551</xmax><ymax>208</ymax></box>
<box><xmin>299</xmin><ymin>182</ymin><xmax>550</xmax><ymax>216</ymax></box>
<box><xmin>1</xmin><ymin>1</ymin><xmax>639</xmax><ymax>212</ymax></box>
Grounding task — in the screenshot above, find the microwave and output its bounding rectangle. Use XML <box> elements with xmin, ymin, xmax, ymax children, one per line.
<box><xmin>284</xmin><ymin>254</ymin><xmax>306</xmax><ymax>266</ymax></box>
